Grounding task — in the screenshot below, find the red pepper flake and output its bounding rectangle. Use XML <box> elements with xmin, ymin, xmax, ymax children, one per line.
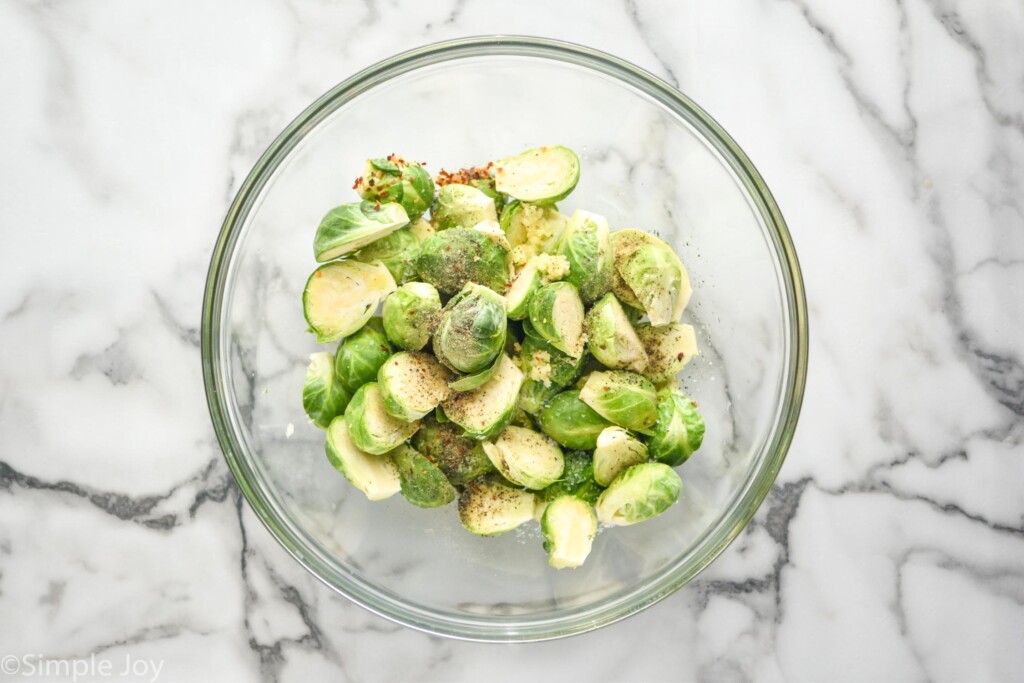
<box><xmin>677</xmin><ymin>352</ymin><xmax>685</xmax><ymax>360</ymax></box>
<box><xmin>691</xmin><ymin>401</ymin><xmax>698</xmax><ymax>407</ymax></box>
<box><xmin>315</xmin><ymin>271</ymin><xmax>322</xmax><ymax>278</ymax></box>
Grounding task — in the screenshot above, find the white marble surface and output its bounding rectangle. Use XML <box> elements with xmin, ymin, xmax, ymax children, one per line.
<box><xmin>1</xmin><ymin>1</ymin><xmax>1022</xmax><ymax>681</ymax></box>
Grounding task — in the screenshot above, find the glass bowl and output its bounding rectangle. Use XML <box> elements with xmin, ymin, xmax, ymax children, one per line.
<box><xmin>202</xmin><ymin>36</ymin><xmax>807</xmax><ymax>642</ymax></box>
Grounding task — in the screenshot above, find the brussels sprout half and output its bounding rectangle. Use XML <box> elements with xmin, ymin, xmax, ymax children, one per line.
<box><xmin>494</xmin><ymin>146</ymin><xmax>580</xmax><ymax>204</ymax></box>
<box><xmin>556</xmin><ymin>210</ymin><xmax>614</xmax><ymax>304</ymax></box>
<box><xmin>334</xmin><ymin>318</ymin><xmax>393</xmax><ymax>394</ymax></box>
<box><xmin>344</xmin><ymin>382</ymin><xmax>420</xmax><ymax>455</ymax></box>
<box><xmin>325</xmin><ymin>418</ymin><xmax>401</xmax><ymax>501</ymax></box>
<box><xmin>593</xmin><ymin>426</ymin><xmax>649</xmax><ymax>487</ymax></box>
<box><xmin>536</xmin><ymin>389</ymin><xmax>612</xmax><ymax>450</ymax></box>
<box><xmin>579</xmin><ymin>371</ymin><xmax>658</xmax><ymax>432</ymax></box>
<box><xmin>542</xmin><ymin>495</ymin><xmax>598</xmax><ymax>569</ymax></box>
<box><xmin>381</xmin><ymin>282</ymin><xmax>441</xmax><ymax>352</ymax></box>
<box><xmin>303</xmin><ymin>260</ymin><xmax>397</xmax><ymax>343</ymax></box>
<box><xmin>610</xmin><ymin>229</ymin><xmax>692</xmax><ymax>326</ymax></box>
<box><xmin>302</xmin><ymin>351</ymin><xmax>352</xmax><ymax>429</ymax></box>
<box><xmin>390</xmin><ymin>444</ymin><xmax>456</xmax><ymax>508</ymax></box>
<box><xmin>458</xmin><ymin>477</ymin><xmax>536</xmax><ymax>536</ymax></box>
<box><xmin>636</xmin><ymin>323</ymin><xmax>700</xmax><ymax>384</ymax></box>
<box><xmin>647</xmin><ymin>390</ymin><xmax>706</xmax><ymax>466</ymax></box>
<box><xmin>377</xmin><ymin>351</ymin><xmax>450</xmax><ymax>421</ymax></box>
<box><xmin>357</xmin><ymin>158</ymin><xmax>435</xmax><ymax>220</ymax></box>
<box><xmin>527</xmin><ymin>281</ymin><xmax>585</xmax><ymax>359</ymax></box>
<box><xmin>352</xmin><ymin>227</ymin><xmax>420</xmax><ymax>284</ymax></box>
<box><xmin>595</xmin><ymin>462</ymin><xmax>682</xmax><ymax>527</ymax></box>
<box><xmin>482</xmin><ymin>425</ymin><xmax>565</xmax><ymax>490</ymax></box>
<box><xmin>504</xmin><ymin>259</ymin><xmax>543</xmax><ymax>321</ymax></box>
<box><xmin>313</xmin><ymin>201</ymin><xmax>410</xmax><ymax>262</ymax></box>
<box><xmin>411</xmin><ymin>417</ymin><xmax>495</xmax><ymax>485</ymax></box>
<box><xmin>442</xmin><ymin>354</ymin><xmax>524</xmax><ymax>441</ymax></box>
<box><xmin>414</xmin><ymin>227</ymin><xmax>511</xmax><ymax>295</ymax></box>
<box><xmin>433</xmin><ymin>283</ymin><xmax>507</xmax><ymax>375</ymax></box>
<box><xmin>585</xmin><ymin>293</ymin><xmax>649</xmax><ymax>373</ymax></box>
<box><xmin>432</xmin><ymin>183</ymin><xmax>498</xmax><ymax>230</ymax></box>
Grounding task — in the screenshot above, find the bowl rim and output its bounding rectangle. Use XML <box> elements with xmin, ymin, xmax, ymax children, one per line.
<box><xmin>201</xmin><ymin>35</ymin><xmax>808</xmax><ymax>642</ymax></box>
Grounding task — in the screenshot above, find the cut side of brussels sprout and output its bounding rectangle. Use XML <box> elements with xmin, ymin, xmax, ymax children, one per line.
<box><xmin>432</xmin><ymin>183</ymin><xmax>498</xmax><ymax>230</ymax></box>
<box><xmin>482</xmin><ymin>425</ymin><xmax>565</xmax><ymax>490</ymax></box>
<box><xmin>537</xmin><ymin>389</ymin><xmax>612</xmax><ymax>450</ymax></box>
<box><xmin>647</xmin><ymin>390</ymin><xmax>706</xmax><ymax>467</ymax></box>
<box><xmin>595</xmin><ymin>462</ymin><xmax>682</xmax><ymax>526</ymax></box>
<box><xmin>411</xmin><ymin>417</ymin><xmax>495</xmax><ymax>485</ymax></box>
<box><xmin>527</xmin><ymin>281</ymin><xmax>585</xmax><ymax>359</ymax></box>
<box><xmin>636</xmin><ymin>323</ymin><xmax>699</xmax><ymax>384</ymax></box>
<box><xmin>442</xmin><ymin>354</ymin><xmax>524</xmax><ymax>441</ymax></box>
<box><xmin>433</xmin><ymin>283</ymin><xmax>507</xmax><ymax>374</ymax></box>
<box><xmin>302</xmin><ymin>351</ymin><xmax>352</xmax><ymax>429</ymax></box>
<box><xmin>585</xmin><ymin>293</ymin><xmax>649</xmax><ymax>373</ymax></box>
<box><xmin>344</xmin><ymin>382</ymin><xmax>420</xmax><ymax>455</ymax></box>
<box><xmin>504</xmin><ymin>259</ymin><xmax>542</xmax><ymax>320</ymax></box>
<box><xmin>313</xmin><ymin>201</ymin><xmax>410</xmax><ymax>262</ymax></box>
<box><xmin>610</xmin><ymin>229</ymin><xmax>691</xmax><ymax>326</ymax></box>
<box><xmin>303</xmin><ymin>260</ymin><xmax>397</xmax><ymax>343</ymax></box>
<box><xmin>414</xmin><ymin>227</ymin><xmax>511</xmax><ymax>295</ymax></box>
<box><xmin>458</xmin><ymin>477</ymin><xmax>537</xmax><ymax>536</ymax></box>
<box><xmin>377</xmin><ymin>351</ymin><xmax>450</xmax><ymax>421</ymax></box>
<box><xmin>494</xmin><ymin>146</ymin><xmax>580</xmax><ymax>204</ymax></box>
<box><xmin>579</xmin><ymin>371</ymin><xmax>658</xmax><ymax>432</ymax></box>
<box><xmin>381</xmin><ymin>282</ymin><xmax>442</xmax><ymax>351</ymax></box>
<box><xmin>353</xmin><ymin>227</ymin><xmax>420</xmax><ymax>284</ymax></box>
<box><xmin>593</xmin><ymin>426</ymin><xmax>649</xmax><ymax>487</ymax></box>
<box><xmin>541</xmin><ymin>495</ymin><xmax>598</xmax><ymax>569</ymax></box>
<box><xmin>334</xmin><ymin>318</ymin><xmax>393</xmax><ymax>394</ymax></box>
<box><xmin>502</xmin><ymin>201</ymin><xmax>569</xmax><ymax>261</ymax></box>
<box><xmin>390</xmin><ymin>444</ymin><xmax>456</xmax><ymax>508</ymax></box>
<box><xmin>325</xmin><ymin>418</ymin><xmax>401</xmax><ymax>501</ymax></box>
<box><xmin>555</xmin><ymin>210</ymin><xmax>614</xmax><ymax>304</ymax></box>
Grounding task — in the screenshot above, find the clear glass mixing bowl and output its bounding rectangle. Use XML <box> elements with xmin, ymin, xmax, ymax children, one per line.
<box><xmin>202</xmin><ymin>36</ymin><xmax>808</xmax><ymax>641</ymax></box>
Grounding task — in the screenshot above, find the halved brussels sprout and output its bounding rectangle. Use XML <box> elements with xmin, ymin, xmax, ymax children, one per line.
<box><xmin>527</xmin><ymin>281</ymin><xmax>585</xmax><ymax>358</ymax></box>
<box><xmin>432</xmin><ymin>183</ymin><xmax>498</xmax><ymax>230</ymax></box>
<box><xmin>357</xmin><ymin>157</ymin><xmax>435</xmax><ymax>220</ymax></box>
<box><xmin>390</xmin><ymin>444</ymin><xmax>456</xmax><ymax>508</ymax></box>
<box><xmin>647</xmin><ymin>389</ymin><xmax>706</xmax><ymax>466</ymax></box>
<box><xmin>458</xmin><ymin>477</ymin><xmax>536</xmax><ymax>536</ymax></box>
<box><xmin>303</xmin><ymin>260</ymin><xmax>397</xmax><ymax>343</ymax></box>
<box><xmin>482</xmin><ymin>425</ymin><xmax>565</xmax><ymax>490</ymax></box>
<box><xmin>501</xmin><ymin>201</ymin><xmax>569</xmax><ymax>261</ymax></box>
<box><xmin>518</xmin><ymin>335</ymin><xmax>586</xmax><ymax>389</ymax></box>
<box><xmin>595</xmin><ymin>462</ymin><xmax>681</xmax><ymax>526</ymax></box>
<box><xmin>334</xmin><ymin>318</ymin><xmax>393</xmax><ymax>394</ymax></box>
<box><xmin>344</xmin><ymin>382</ymin><xmax>420</xmax><ymax>455</ymax></box>
<box><xmin>518</xmin><ymin>379</ymin><xmax>561</xmax><ymax>415</ymax></box>
<box><xmin>353</xmin><ymin>227</ymin><xmax>419</xmax><ymax>284</ymax></box>
<box><xmin>636</xmin><ymin>323</ymin><xmax>699</xmax><ymax>384</ymax></box>
<box><xmin>467</xmin><ymin>176</ymin><xmax>506</xmax><ymax>214</ymax></box>
<box><xmin>313</xmin><ymin>201</ymin><xmax>410</xmax><ymax>262</ymax></box>
<box><xmin>433</xmin><ymin>283</ymin><xmax>507</xmax><ymax>374</ymax></box>
<box><xmin>541</xmin><ymin>495</ymin><xmax>598</xmax><ymax>569</ymax></box>
<box><xmin>585</xmin><ymin>293</ymin><xmax>649</xmax><ymax>373</ymax></box>
<box><xmin>302</xmin><ymin>351</ymin><xmax>352</xmax><ymax>429</ymax></box>
<box><xmin>610</xmin><ymin>229</ymin><xmax>691</xmax><ymax>326</ymax></box>
<box><xmin>414</xmin><ymin>227</ymin><xmax>511</xmax><ymax>295</ymax></box>
<box><xmin>535</xmin><ymin>450</ymin><xmax>604</xmax><ymax>520</ymax></box>
<box><xmin>504</xmin><ymin>259</ymin><xmax>542</xmax><ymax>320</ymax></box>
<box><xmin>325</xmin><ymin>418</ymin><xmax>401</xmax><ymax>501</ymax></box>
<box><xmin>579</xmin><ymin>371</ymin><xmax>658</xmax><ymax>432</ymax></box>
<box><xmin>494</xmin><ymin>146</ymin><xmax>580</xmax><ymax>204</ymax></box>
<box><xmin>377</xmin><ymin>351</ymin><xmax>450</xmax><ymax>421</ymax></box>
<box><xmin>381</xmin><ymin>282</ymin><xmax>442</xmax><ymax>351</ymax></box>
<box><xmin>536</xmin><ymin>389</ymin><xmax>612</xmax><ymax>450</ymax></box>
<box><xmin>555</xmin><ymin>210</ymin><xmax>613</xmax><ymax>303</ymax></box>
<box><xmin>593</xmin><ymin>426</ymin><xmax>649</xmax><ymax>486</ymax></box>
<box><xmin>411</xmin><ymin>416</ymin><xmax>495</xmax><ymax>485</ymax></box>
<box><xmin>442</xmin><ymin>354</ymin><xmax>524</xmax><ymax>441</ymax></box>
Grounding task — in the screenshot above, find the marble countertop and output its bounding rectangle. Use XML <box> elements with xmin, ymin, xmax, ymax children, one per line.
<box><xmin>2</xmin><ymin>1</ymin><xmax>1022</xmax><ymax>681</ymax></box>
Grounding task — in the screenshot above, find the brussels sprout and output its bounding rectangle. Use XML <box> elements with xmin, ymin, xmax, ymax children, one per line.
<box><xmin>302</xmin><ymin>351</ymin><xmax>352</xmax><ymax>429</ymax></box>
<box><xmin>482</xmin><ymin>425</ymin><xmax>564</xmax><ymax>490</ymax></box>
<box><xmin>593</xmin><ymin>426</ymin><xmax>649</xmax><ymax>486</ymax></box>
<box><xmin>324</xmin><ymin>418</ymin><xmax>401</xmax><ymax>501</ymax></box>
<box><xmin>467</xmin><ymin>176</ymin><xmax>506</xmax><ymax>214</ymax></box>
<box><xmin>334</xmin><ymin>318</ymin><xmax>393</xmax><ymax>394</ymax></box>
<box><xmin>442</xmin><ymin>354</ymin><xmax>524</xmax><ymax>440</ymax></box>
<box><xmin>494</xmin><ymin>146</ymin><xmax>580</xmax><ymax>204</ymax></box>
<box><xmin>411</xmin><ymin>417</ymin><xmax>495</xmax><ymax>485</ymax></box>
<box><xmin>535</xmin><ymin>450</ymin><xmax>604</xmax><ymax>520</ymax></box>
<box><xmin>357</xmin><ymin>157</ymin><xmax>435</xmax><ymax>220</ymax></box>
<box><xmin>408</xmin><ymin>216</ymin><xmax>436</xmax><ymax>243</ymax></box>
<box><xmin>381</xmin><ymin>282</ymin><xmax>442</xmax><ymax>351</ymax></box>
<box><xmin>501</xmin><ymin>201</ymin><xmax>569</xmax><ymax>260</ymax></box>
<box><xmin>647</xmin><ymin>390</ymin><xmax>706</xmax><ymax>466</ymax></box>
<box><xmin>313</xmin><ymin>201</ymin><xmax>410</xmax><ymax>262</ymax></box>
<box><xmin>353</xmin><ymin>227</ymin><xmax>420</xmax><ymax>284</ymax></box>
<box><xmin>536</xmin><ymin>389</ymin><xmax>612</xmax><ymax>450</ymax></box>
<box><xmin>518</xmin><ymin>379</ymin><xmax>561</xmax><ymax>415</ymax></box>
<box><xmin>578</xmin><ymin>371</ymin><xmax>658</xmax><ymax>432</ymax></box>
<box><xmin>433</xmin><ymin>283</ymin><xmax>507</xmax><ymax>374</ymax></box>
<box><xmin>555</xmin><ymin>210</ymin><xmax>613</xmax><ymax>303</ymax></box>
<box><xmin>595</xmin><ymin>462</ymin><xmax>681</xmax><ymax>526</ymax></box>
<box><xmin>303</xmin><ymin>260</ymin><xmax>397</xmax><ymax>343</ymax></box>
<box><xmin>432</xmin><ymin>183</ymin><xmax>498</xmax><ymax>230</ymax></box>
<box><xmin>390</xmin><ymin>444</ymin><xmax>456</xmax><ymax>508</ymax></box>
<box><xmin>414</xmin><ymin>227</ymin><xmax>511</xmax><ymax>295</ymax></box>
<box><xmin>448</xmin><ymin>352</ymin><xmax>502</xmax><ymax>392</ymax></box>
<box><xmin>610</xmin><ymin>229</ymin><xmax>692</xmax><ymax>326</ymax></box>
<box><xmin>377</xmin><ymin>351</ymin><xmax>451</xmax><ymax>421</ymax></box>
<box><xmin>527</xmin><ymin>281</ymin><xmax>585</xmax><ymax>359</ymax></box>
<box><xmin>636</xmin><ymin>323</ymin><xmax>699</xmax><ymax>384</ymax></box>
<box><xmin>458</xmin><ymin>477</ymin><xmax>536</xmax><ymax>536</ymax></box>
<box><xmin>518</xmin><ymin>335</ymin><xmax>586</xmax><ymax>389</ymax></box>
<box><xmin>541</xmin><ymin>495</ymin><xmax>598</xmax><ymax>569</ymax></box>
<box><xmin>585</xmin><ymin>293</ymin><xmax>649</xmax><ymax>373</ymax></box>
<box><xmin>504</xmin><ymin>259</ymin><xmax>542</xmax><ymax>320</ymax></box>
<box><xmin>344</xmin><ymin>382</ymin><xmax>420</xmax><ymax>455</ymax></box>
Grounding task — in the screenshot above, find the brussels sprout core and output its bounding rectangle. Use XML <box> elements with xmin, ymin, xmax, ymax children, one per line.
<box><xmin>303</xmin><ymin>261</ymin><xmax>397</xmax><ymax>343</ymax></box>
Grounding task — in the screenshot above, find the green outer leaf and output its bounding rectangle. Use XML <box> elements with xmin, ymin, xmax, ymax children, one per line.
<box><xmin>536</xmin><ymin>389</ymin><xmax>612</xmax><ymax>450</ymax></box>
<box><xmin>334</xmin><ymin>318</ymin><xmax>393</xmax><ymax>394</ymax></box>
<box><xmin>398</xmin><ymin>164</ymin><xmax>435</xmax><ymax>220</ymax></box>
<box><xmin>556</xmin><ymin>210</ymin><xmax>613</xmax><ymax>303</ymax></box>
<box><xmin>353</xmin><ymin>228</ymin><xmax>420</xmax><ymax>284</ymax></box>
<box><xmin>433</xmin><ymin>283</ymin><xmax>507</xmax><ymax>374</ymax></box>
<box><xmin>301</xmin><ymin>351</ymin><xmax>352</xmax><ymax>429</ymax></box>
<box><xmin>313</xmin><ymin>201</ymin><xmax>409</xmax><ymax>262</ymax></box>
<box><xmin>448</xmin><ymin>351</ymin><xmax>502</xmax><ymax>392</ymax></box>
<box><xmin>578</xmin><ymin>371</ymin><xmax>658</xmax><ymax>432</ymax></box>
<box><xmin>411</xmin><ymin>416</ymin><xmax>495</xmax><ymax>485</ymax></box>
<box><xmin>517</xmin><ymin>379</ymin><xmax>562</xmax><ymax>415</ymax></box>
<box><xmin>527</xmin><ymin>281</ymin><xmax>584</xmax><ymax>358</ymax></box>
<box><xmin>647</xmin><ymin>390</ymin><xmax>706</xmax><ymax>466</ymax></box>
<box><xmin>595</xmin><ymin>462</ymin><xmax>681</xmax><ymax>526</ymax></box>
<box><xmin>414</xmin><ymin>227</ymin><xmax>510</xmax><ymax>295</ymax></box>
<box><xmin>391</xmin><ymin>444</ymin><xmax>456</xmax><ymax>508</ymax></box>
<box><xmin>381</xmin><ymin>282</ymin><xmax>441</xmax><ymax>351</ymax></box>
